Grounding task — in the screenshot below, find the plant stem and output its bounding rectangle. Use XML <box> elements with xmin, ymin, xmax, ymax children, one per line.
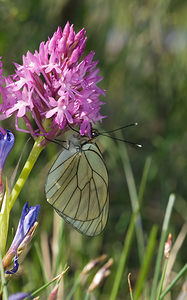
<box><xmin>150</xmin><ymin>194</ymin><xmax>175</xmax><ymax>300</ymax></box>
<box><xmin>9</xmin><ymin>137</ymin><xmax>44</xmax><ymax>211</ymax></box>
<box><xmin>134</xmin><ymin>225</ymin><xmax>158</xmax><ymax>300</ymax></box>
<box><xmin>110</xmin><ymin>214</ymin><xmax>136</xmax><ymax>300</ymax></box>
<box><xmin>156</xmin><ymin>259</ymin><xmax>168</xmax><ymax>300</ymax></box>
<box><xmin>66</xmin><ymin>275</ymin><xmax>82</xmax><ymax>300</ymax></box>
<box><xmin>160</xmin><ymin>263</ymin><xmax>187</xmax><ymax>299</ymax></box>
<box><xmin>53</xmin><ymin>220</ymin><xmax>64</xmax><ymax>276</ymax></box>
<box><xmin>128</xmin><ymin>273</ymin><xmax>134</xmax><ymax>300</ymax></box>
<box><xmin>0</xmin><ymin>182</ymin><xmax>10</xmax><ymax>255</ymax></box>
<box><xmin>109</xmin><ymin>149</ymin><xmax>151</xmax><ymax>300</ymax></box>
<box><xmin>138</xmin><ymin>157</ymin><xmax>152</xmax><ymax>206</ymax></box>
<box><xmin>34</xmin><ymin>242</ymin><xmax>50</xmax><ymax>294</ymax></box>
<box><xmin>117</xmin><ymin>140</ymin><xmax>145</xmax><ymax>262</ymax></box>
<box><xmin>30</xmin><ymin>268</ymin><xmax>69</xmax><ymax>298</ymax></box>
<box><xmin>0</xmin><ymin>247</ymin><xmax>8</xmax><ymax>300</ymax></box>
<box><xmin>130</xmin><ymin>291</ymin><xmax>134</xmax><ymax>300</ymax></box>
<box><xmin>84</xmin><ymin>291</ymin><xmax>91</xmax><ymax>300</ymax></box>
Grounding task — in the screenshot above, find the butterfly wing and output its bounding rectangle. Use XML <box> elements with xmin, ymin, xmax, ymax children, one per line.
<box><xmin>56</xmin><ymin>193</ymin><xmax>109</xmax><ymax>236</ymax></box>
<box><xmin>45</xmin><ymin>142</ymin><xmax>109</xmax><ymax>236</ymax></box>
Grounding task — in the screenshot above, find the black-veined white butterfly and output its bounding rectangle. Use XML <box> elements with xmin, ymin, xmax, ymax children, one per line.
<box><xmin>45</xmin><ymin>128</ymin><xmax>109</xmax><ymax>236</ymax></box>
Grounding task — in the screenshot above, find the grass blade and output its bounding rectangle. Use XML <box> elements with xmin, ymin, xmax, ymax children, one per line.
<box><xmin>128</xmin><ymin>273</ymin><xmax>134</xmax><ymax>300</ymax></box>
<box><xmin>163</xmin><ymin>223</ymin><xmax>187</xmax><ymax>288</ymax></box>
<box><xmin>138</xmin><ymin>157</ymin><xmax>152</xmax><ymax>206</ymax></box>
<box><xmin>53</xmin><ymin>219</ymin><xmax>64</xmax><ymax>276</ymax></box>
<box><xmin>109</xmin><ymin>146</ymin><xmax>152</xmax><ymax>300</ymax></box>
<box><xmin>156</xmin><ymin>259</ymin><xmax>168</xmax><ymax>300</ymax></box>
<box><xmin>66</xmin><ymin>274</ymin><xmax>82</xmax><ymax>300</ymax></box>
<box><xmin>134</xmin><ymin>225</ymin><xmax>158</xmax><ymax>300</ymax></box>
<box><xmin>84</xmin><ymin>291</ymin><xmax>91</xmax><ymax>300</ymax></box>
<box><xmin>150</xmin><ymin>194</ymin><xmax>175</xmax><ymax>300</ymax></box>
<box><xmin>34</xmin><ymin>242</ymin><xmax>49</xmax><ymax>284</ymax></box>
<box><xmin>160</xmin><ymin>263</ymin><xmax>187</xmax><ymax>299</ymax></box>
<box><xmin>31</xmin><ymin>267</ymin><xmax>69</xmax><ymax>298</ymax></box>
<box><xmin>117</xmin><ymin>139</ymin><xmax>145</xmax><ymax>263</ymax></box>
<box><xmin>110</xmin><ymin>213</ymin><xmax>136</xmax><ymax>300</ymax></box>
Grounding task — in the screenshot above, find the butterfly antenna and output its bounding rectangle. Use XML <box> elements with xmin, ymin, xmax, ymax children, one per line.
<box><xmin>100</xmin><ymin>122</ymin><xmax>138</xmax><ymax>134</ymax></box>
<box><xmin>67</xmin><ymin>123</ymin><xmax>80</xmax><ymax>133</ymax></box>
<box><xmin>100</xmin><ymin>133</ymin><xmax>142</xmax><ymax>148</ymax></box>
<box><xmin>45</xmin><ymin>137</ymin><xmax>67</xmax><ymax>149</ymax></box>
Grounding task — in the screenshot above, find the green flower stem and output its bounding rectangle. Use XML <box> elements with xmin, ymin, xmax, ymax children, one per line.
<box><xmin>150</xmin><ymin>194</ymin><xmax>175</xmax><ymax>300</ymax></box>
<box><xmin>0</xmin><ymin>182</ymin><xmax>10</xmax><ymax>255</ymax></box>
<box><xmin>160</xmin><ymin>263</ymin><xmax>187</xmax><ymax>299</ymax></box>
<box><xmin>0</xmin><ymin>247</ymin><xmax>8</xmax><ymax>300</ymax></box>
<box><xmin>156</xmin><ymin>259</ymin><xmax>168</xmax><ymax>300</ymax></box>
<box><xmin>9</xmin><ymin>136</ymin><xmax>45</xmax><ymax>211</ymax></box>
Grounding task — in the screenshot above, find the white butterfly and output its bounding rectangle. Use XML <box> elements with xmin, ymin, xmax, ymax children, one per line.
<box><xmin>45</xmin><ymin>129</ymin><xmax>109</xmax><ymax>236</ymax></box>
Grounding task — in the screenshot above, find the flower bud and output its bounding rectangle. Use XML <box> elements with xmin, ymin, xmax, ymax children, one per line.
<box><xmin>164</xmin><ymin>233</ymin><xmax>172</xmax><ymax>259</ymax></box>
<box><xmin>0</xmin><ymin>128</ymin><xmax>15</xmax><ymax>170</ymax></box>
<box><xmin>0</xmin><ymin>128</ymin><xmax>15</xmax><ymax>202</ymax></box>
<box><xmin>8</xmin><ymin>292</ymin><xmax>31</xmax><ymax>300</ymax></box>
<box><xmin>3</xmin><ymin>202</ymin><xmax>40</xmax><ymax>274</ymax></box>
<box><xmin>81</xmin><ymin>254</ymin><xmax>107</xmax><ymax>275</ymax></box>
<box><xmin>47</xmin><ymin>285</ymin><xmax>59</xmax><ymax>300</ymax></box>
<box><xmin>88</xmin><ymin>258</ymin><xmax>113</xmax><ymax>292</ymax></box>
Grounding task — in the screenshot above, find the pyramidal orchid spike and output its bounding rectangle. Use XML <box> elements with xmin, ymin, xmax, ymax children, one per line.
<box><xmin>0</xmin><ymin>22</ymin><xmax>106</xmax><ymax>140</ymax></box>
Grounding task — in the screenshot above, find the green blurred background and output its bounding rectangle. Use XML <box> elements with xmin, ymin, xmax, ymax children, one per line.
<box><xmin>0</xmin><ymin>0</ymin><xmax>186</xmax><ymax>299</ymax></box>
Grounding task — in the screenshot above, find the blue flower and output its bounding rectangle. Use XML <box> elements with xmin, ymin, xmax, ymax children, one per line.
<box><xmin>3</xmin><ymin>202</ymin><xmax>40</xmax><ymax>274</ymax></box>
<box><xmin>10</xmin><ymin>202</ymin><xmax>40</xmax><ymax>250</ymax></box>
<box><xmin>8</xmin><ymin>292</ymin><xmax>31</xmax><ymax>300</ymax></box>
<box><xmin>0</xmin><ymin>128</ymin><xmax>15</xmax><ymax>170</ymax></box>
<box><xmin>0</xmin><ymin>128</ymin><xmax>15</xmax><ymax>200</ymax></box>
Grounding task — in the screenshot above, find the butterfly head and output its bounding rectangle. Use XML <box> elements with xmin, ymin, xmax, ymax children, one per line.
<box><xmin>90</xmin><ymin>128</ymin><xmax>100</xmax><ymax>140</ymax></box>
